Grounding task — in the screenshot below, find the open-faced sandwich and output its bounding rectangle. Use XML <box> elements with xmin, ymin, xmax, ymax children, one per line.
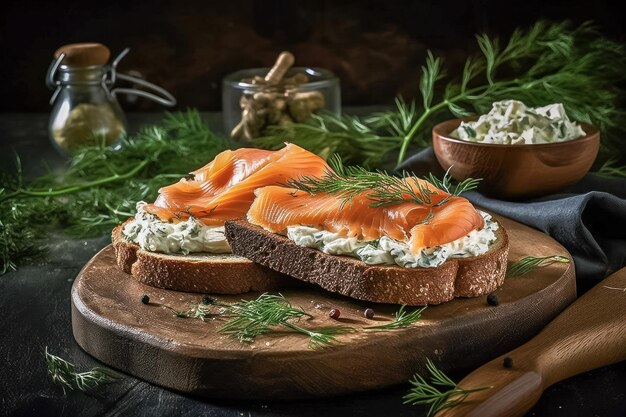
<box><xmin>225</xmin><ymin>159</ymin><xmax>509</xmax><ymax>305</ymax></box>
<box><xmin>112</xmin><ymin>143</ymin><xmax>328</xmax><ymax>294</ymax></box>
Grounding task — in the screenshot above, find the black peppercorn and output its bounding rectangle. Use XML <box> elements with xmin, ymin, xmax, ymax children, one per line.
<box><xmin>329</xmin><ymin>308</ymin><xmax>341</xmax><ymax>319</ymax></box>
<box><xmin>364</xmin><ymin>308</ymin><xmax>375</xmax><ymax>319</ymax></box>
<box><xmin>202</xmin><ymin>295</ymin><xmax>216</xmax><ymax>305</ymax></box>
<box><xmin>487</xmin><ymin>293</ymin><xmax>500</xmax><ymax>306</ymax></box>
<box><xmin>140</xmin><ymin>294</ymin><xmax>150</xmax><ymax>305</ymax></box>
<box><xmin>503</xmin><ymin>356</ymin><xmax>513</xmax><ymax>368</ymax></box>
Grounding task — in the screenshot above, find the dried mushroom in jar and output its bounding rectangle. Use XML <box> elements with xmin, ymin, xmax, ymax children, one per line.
<box><xmin>231</xmin><ymin>51</ymin><xmax>326</xmax><ymax>143</ymax></box>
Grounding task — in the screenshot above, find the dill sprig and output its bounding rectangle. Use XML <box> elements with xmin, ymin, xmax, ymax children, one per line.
<box><xmin>594</xmin><ymin>156</ymin><xmax>626</xmax><ymax>178</ymax></box>
<box><xmin>257</xmin><ymin>21</ymin><xmax>626</xmax><ymax>168</ymax></box>
<box><xmin>219</xmin><ymin>293</ymin><xmax>353</xmax><ymax>349</ymax></box>
<box><xmin>287</xmin><ymin>155</ymin><xmax>479</xmax><ymax>209</ymax></box>
<box><xmin>403</xmin><ymin>359</ymin><xmax>490</xmax><ymax>417</ymax></box>
<box><xmin>256</xmin><ymin>112</ymin><xmax>403</xmax><ymax>168</ymax></box>
<box><xmin>507</xmin><ymin>255</ymin><xmax>570</xmax><ymax>277</ymax></box>
<box><xmin>45</xmin><ymin>347</ymin><xmax>120</xmax><ymax>394</ymax></box>
<box><xmin>365</xmin><ymin>305</ymin><xmax>427</xmax><ymax>331</ymax></box>
<box><xmin>0</xmin><ymin>110</ymin><xmax>228</xmax><ymax>274</ymax></box>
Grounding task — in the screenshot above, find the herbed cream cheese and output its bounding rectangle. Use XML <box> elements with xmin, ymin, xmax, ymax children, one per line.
<box><xmin>451</xmin><ymin>100</ymin><xmax>585</xmax><ymax>144</ymax></box>
<box><xmin>286</xmin><ymin>211</ymin><xmax>498</xmax><ymax>268</ymax></box>
<box><xmin>122</xmin><ymin>202</ymin><xmax>231</xmax><ymax>255</ymax></box>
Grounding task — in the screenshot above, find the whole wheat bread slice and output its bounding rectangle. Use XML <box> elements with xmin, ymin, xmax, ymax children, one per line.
<box><xmin>224</xmin><ymin>218</ymin><xmax>509</xmax><ymax>305</ymax></box>
<box><xmin>111</xmin><ymin>220</ymin><xmax>288</xmax><ymax>294</ymax></box>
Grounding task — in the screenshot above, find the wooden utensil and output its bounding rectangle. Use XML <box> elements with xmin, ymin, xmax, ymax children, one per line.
<box><xmin>439</xmin><ymin>267</ymin><xmax>626</xmax><ymax>417</ymax></box>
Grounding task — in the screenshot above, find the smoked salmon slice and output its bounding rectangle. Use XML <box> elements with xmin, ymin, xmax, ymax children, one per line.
<box><xmin>247</xmin><ymin>178</ymin><xmax>485</xmax><ymax>253</ymax></box>
<box><xmin>143</xmin><ymin>144</ymin><xmax>329</xmax><ymax>225</ymax></box>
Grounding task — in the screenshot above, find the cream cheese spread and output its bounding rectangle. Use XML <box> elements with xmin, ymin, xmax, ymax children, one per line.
<box><xmin>451</xmin><ymin>100</ymin><xmax>585</xmax><ymax>144</ymax></box>
<box><xmin>286</xmin><ymin>211</ymin><xmax>498</xmax><ymax>268</ymax></box>
<box><xmin>122</xmin><ymin>202</ymin><xmax>231</xmax><ymax>255</ymax></box>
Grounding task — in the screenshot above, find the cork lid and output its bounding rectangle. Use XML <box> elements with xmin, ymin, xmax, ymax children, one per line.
<box><xmin>54</xmin><ymin>43</ymin><xmax>111</xmax><ymax>67</ymax></box>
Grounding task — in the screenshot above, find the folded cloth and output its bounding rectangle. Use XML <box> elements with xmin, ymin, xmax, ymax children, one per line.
<box><xmin>398</xmin><ymin>147</ymin><xmax>626</xmax><ymax>292</ymax></box>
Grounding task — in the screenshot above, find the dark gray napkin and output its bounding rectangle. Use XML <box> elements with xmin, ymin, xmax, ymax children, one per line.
<box><xmin>398</xmin><ymin>147</ymin><xmax>626</xmax><ymax>292</ymax></box>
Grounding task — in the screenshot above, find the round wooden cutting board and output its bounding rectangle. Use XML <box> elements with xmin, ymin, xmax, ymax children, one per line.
<box><xmin>71</xmin><ymin>214</ymin><xmax>576</xmax><ymax>399</ymax></box>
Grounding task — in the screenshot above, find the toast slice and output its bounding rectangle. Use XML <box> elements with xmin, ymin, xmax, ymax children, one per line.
<box><xmin>224</xmin><ymin>217</ymin><xmax>509</xmax><ymax>305</ymax></box>
<box><xmin>112</xmin><ymin>220</ymin><xmax>288</xmax><ymax>294</ymax></box>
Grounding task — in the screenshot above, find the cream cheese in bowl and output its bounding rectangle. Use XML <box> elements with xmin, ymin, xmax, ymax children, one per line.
<box><xmin>451</xmin><ymin>100</ymin><xmax>585</xmax><ymax>145</ymax></box>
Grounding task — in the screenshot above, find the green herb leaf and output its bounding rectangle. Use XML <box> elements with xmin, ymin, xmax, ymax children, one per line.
<box><xmin>287</xmin><ymin>155</ymin><xmax>479</xmax><ymax>209</ymax></box>
<box><xmin>219</xmin><ymin>293</ymin><xmax>354</xmax><ymax>349</ymax></box>
<box><xmin>507</xmin><ymin>255</ymin><xmax>570</xmax><ymax>277</ymax></box>
<box><xmin>45</xmin><ymin>347</ymin><xmax>120</xmax><ymax>393</ymax></box>
<box><xmin>403</xmin><ymin>359</ymin><xmax>490</xmax><ymax>417</ymax></box>
<box><xmin>366</xmin><ymin>305</ymin><xmax>427</xmax><ymax>331</ymax></box>
<box><xmin>0</xmin><ymin>110</ymin><xmax>228</xmax><ymax>274</ymax></box>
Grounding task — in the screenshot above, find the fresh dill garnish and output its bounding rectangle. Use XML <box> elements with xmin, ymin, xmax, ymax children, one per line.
<box><xmin>365</xmin><ymin>305</ymin><xmax>427</xmax><ymax>331</ymax></box>
<box><xmin>286</xmin><ymin>154</ymin><xmax>479</xmax><ymax>209</ymax></box>
<box><xmin>507</xmin><ymin>255</ymin><xmax>570</xmax><ymax>277</ymax></box>
<box><xmin>403</xmin><ymin>358</ymin><xmax>490</xmax><ymax>417</ymax></box>
<box><xmin>0</xmin><ymin>110</ymin><xmax>228</xmax><ymax>274</ymax></box>
<box><xmin>45</xmin><ymin>347</ymin><xmax>120</xmax><ymax>393</ymax></box>
<box><xmin>219</xmin><ymin>293</ymin><xmax>354</xmax><ymax>349</ymax></box>
<box><xmin>256</xmin><ymin>112</ymin><xmax>403</xmax><ymax>168</ymax></box>
<box><xmin>257</xmin><ymin>21</ymin><xmax>626</xmax><ymax>168</ymax></box>
<box><xmin>594</xmin><ymin>156</ymin><xmax>626</xmax><ymax>178</ymax></box>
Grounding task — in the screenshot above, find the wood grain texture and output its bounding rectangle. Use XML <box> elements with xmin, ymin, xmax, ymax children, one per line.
<box><xmin>432</xmin><ymin>118</ymin><xmax>600</xmax><ymax>199</ymax></box>
<box><xmin>71</xmin><ymin>214</ymin><xmax>576</xmax><ymax>399</ymax></box>
<box><xmin>438</xmin><ymin>267</ymin><xmax>626</xmax><ymax>417</ymax></box>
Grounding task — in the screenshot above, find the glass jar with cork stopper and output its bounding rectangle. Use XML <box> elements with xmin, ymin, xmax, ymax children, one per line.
<box><xmin>47</xmin><ymin>43</ymin><xmax>176</xmax><ymax>155</ymax></box>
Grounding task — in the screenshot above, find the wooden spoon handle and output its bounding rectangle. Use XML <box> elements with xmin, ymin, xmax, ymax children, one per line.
<box><xmin>439</xmin><ymin>268</ymin><xmax>626</xmax><ymax>417</ymax></box>
<box><xmin>525</xmin><ymin>267</ymin><xmax>626</xmax><ymax>388</ymax></box>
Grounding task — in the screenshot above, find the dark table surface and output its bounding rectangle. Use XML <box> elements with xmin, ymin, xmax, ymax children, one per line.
<box><xmin>1</xmin><ymin>113</ymin><xmax>625</xmax><ymax>417</ymax></box>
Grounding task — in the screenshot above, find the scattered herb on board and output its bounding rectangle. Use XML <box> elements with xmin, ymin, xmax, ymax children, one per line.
<box><xmin>219</xmin><ymin>293</ymin><xmax>354</xmax><ymax>349</ymax></box>
<box><xmin>45</xmin><ymin>347</ymin><xmax>120</xmax><ymax>393</ymax></box>
<box><xmin>403</xmin><ymin>359</ymin><xmax>490</xmax><ymax>417</ymax></box>
<box><xmin>507</xmin><ymin>255</ymin><xmax>570</xmax><ymax>277</ymax></box>
<box><xmin>257</xmin><ymin>21</ymin><xmax>626</xmax><ymax>170</ymax></box>
<box><xmin>365</xmin><ymin>305</ymin><xmax>427</xmax><ymax>331</ymax></box>
<box><xmin>171</xmin><ymin>294</ymin><xmax>428</xmax><ymax>348</ymax></box>
<box><xmin>286</xmin><ymin>154</ymin><xmax>480</xmax><ymax>209</ymax></box>
<box><xmin>0</xmin><ymin>110</ymin><xmax>228</xmax><ymax>275</ymax></box>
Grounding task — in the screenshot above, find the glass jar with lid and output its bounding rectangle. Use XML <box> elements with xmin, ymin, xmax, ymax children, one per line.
<box><xmin>47</xmin><ymin>43</ymin><xmax>176</xmax><ymax>155</ymax></box>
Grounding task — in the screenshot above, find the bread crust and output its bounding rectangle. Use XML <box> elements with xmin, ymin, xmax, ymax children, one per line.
<box><xmin>111</xmin><ymin>220</ymin><xmax>288</xmax><ymax>294</ymax></box>
<box><xmin>224</xmin><ymin>218</ymin><xmax>509</xmax><ymax>305</ymax></box>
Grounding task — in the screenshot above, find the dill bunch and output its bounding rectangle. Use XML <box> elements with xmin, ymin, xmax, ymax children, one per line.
<box><xmin>0</xmin><ymin>110</ymin><xmax>228</xmax><ymax>274</ymax></box>
<box><xmin>257</xmin><ymin>21</ymin><xmax>626</xmax><ymax>169</ymax></box>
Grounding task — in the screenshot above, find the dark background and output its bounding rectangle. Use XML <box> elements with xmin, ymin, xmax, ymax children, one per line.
<box><xmin>1</xmin><ymin>0</ymin><xmax>624</xmax><ymax>112</ymax></box>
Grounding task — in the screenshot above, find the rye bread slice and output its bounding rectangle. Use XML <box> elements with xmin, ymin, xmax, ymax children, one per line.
<box><xmin>224</xmin><ymin>218</ymin><xmax>509</xmax><ymax>305</ymax></box>
<box><xmin>111</xmin><ymin>220</ymin><xmax>288</xmax><ymax>294</ymax></box>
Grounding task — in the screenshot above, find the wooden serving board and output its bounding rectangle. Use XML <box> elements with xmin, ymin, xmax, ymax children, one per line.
<box><xmin>71</xmin><ymin>214</ymin><xmax>576</xmax><ymax>399</ymax></box>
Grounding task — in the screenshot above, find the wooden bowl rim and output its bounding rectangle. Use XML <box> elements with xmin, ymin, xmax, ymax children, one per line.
<box><xmin>432</xmin><ymin>117</ymin><xmax>600</xmax><ymax>149</ymax></box>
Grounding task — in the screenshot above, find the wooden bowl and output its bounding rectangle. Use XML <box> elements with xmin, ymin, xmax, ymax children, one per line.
<box><xmin>432</xmin><ymin>118</ymin><xmax>600</xmax><ymax>199</ymax></box>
